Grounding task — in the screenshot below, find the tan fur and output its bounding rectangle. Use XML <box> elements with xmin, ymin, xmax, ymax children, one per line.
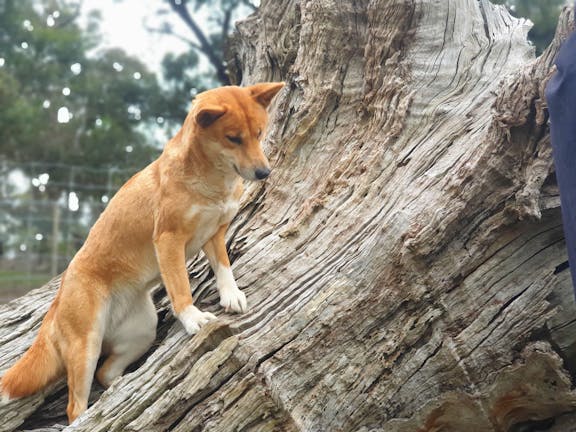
<box><xmin>0</xmin><ymin>82</ymin><xmax>284</xmax><ymax>424</ymax></box>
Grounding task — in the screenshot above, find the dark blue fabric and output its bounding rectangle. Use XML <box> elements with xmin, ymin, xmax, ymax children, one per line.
<box><xmin>545</xmin><ymin>14</ymin><xmax>576</xmax><ymax>295</ymax></box>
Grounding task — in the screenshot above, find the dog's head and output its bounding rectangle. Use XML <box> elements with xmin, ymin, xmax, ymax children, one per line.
<box><xmin>190</xmin><ymin>82</ymin><xmax>284</xmax><ymax>181</ymax></box>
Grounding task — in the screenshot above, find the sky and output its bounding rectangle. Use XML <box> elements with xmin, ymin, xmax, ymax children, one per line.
<box><xmin>77</xmin><ymin>0</ymin><xmax>219</xmax><ymax>150</ymax></box>
<box><xmin>79</xmin><ymin>0</ymin><xmax>258</xmax><ymax>75</ymax></box>
<box><xmin>80</xmin><ymin>0</ymin><xmax>191</xmax><ymax>74</ymax></box>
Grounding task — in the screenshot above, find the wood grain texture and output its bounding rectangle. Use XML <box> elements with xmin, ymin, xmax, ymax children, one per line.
<box><xmin>1</xmin><ymin>1</ymin><xmax>576</xmax><ymax>430</ymax></box>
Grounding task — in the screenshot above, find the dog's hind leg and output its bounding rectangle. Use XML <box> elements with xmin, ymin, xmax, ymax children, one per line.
<box><xmin>54</xmin><ymin>273</ymin><xmax>105</xmax><ymax>424</ymax></box>
<box><xmin>96</xmin><ymin>293</ymin><xmax>157</xmax><ymax>388</ymax></box>
<box><xmin>63</xmin><ymin>331</ymin><xmax>101</xmax><ymax>424</ymax></box>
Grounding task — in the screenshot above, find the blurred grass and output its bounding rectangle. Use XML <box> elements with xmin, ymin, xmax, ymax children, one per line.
<box><xmin>0</xmin><ymin>271</ymin><xmax>51</xmax><ymax>303</ymax></box>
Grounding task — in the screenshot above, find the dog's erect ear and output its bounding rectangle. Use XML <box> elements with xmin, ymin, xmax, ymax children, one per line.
<box><xmin>195</xmin><ymin>105</ymin><xmax>227</xmax><ymax>127</ymax></box>
<box><xmin>248</xmin><ymin>82</ymin><xmax>285</xmax><ymax>108</ymax></box>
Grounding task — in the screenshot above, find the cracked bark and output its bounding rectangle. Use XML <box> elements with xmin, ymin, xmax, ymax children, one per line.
<box><xmin>2</xmin><ymin>0</ymin><xmax>576</xmax><ymax>431</ymax></box>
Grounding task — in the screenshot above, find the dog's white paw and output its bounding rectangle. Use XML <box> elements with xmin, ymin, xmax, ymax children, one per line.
<box><xmin>178</xmin><ymin>305</ymin><xmax>217</xmax><ymax>335</ymax></box>
<box><xmin>220</xmin><ymin>286</ymin><xmax>248</xmax><ymax>313</ymax></box>
<box><xmin>216</xmin><ymin>265</ymin><xmax>248</xmax><ymax>313</ymax></box>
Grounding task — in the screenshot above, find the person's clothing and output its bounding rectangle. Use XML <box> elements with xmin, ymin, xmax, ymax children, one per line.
<box><xmin>545</xmin><ymin>8</ymin><xmax>576</xmax><ymax>294</ymax></box>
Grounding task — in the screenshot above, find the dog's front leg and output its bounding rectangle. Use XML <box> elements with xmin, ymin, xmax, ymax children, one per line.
<box><xmin>154</xmin><ymin>231</ymin><xmax>216</xmax><ymax>334</ymax></box>
<box><xmin>202</xmin><ymin>224</ymin><xmax>248</xmax><ymax>313</ymax></box>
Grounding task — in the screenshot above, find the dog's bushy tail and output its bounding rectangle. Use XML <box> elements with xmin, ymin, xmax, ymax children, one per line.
<box><xmin>1</xmin><ymin>319</ymin><xmax>63</xmax><ymax>400</ymax></box>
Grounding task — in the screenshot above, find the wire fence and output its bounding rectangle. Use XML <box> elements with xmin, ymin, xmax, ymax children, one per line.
<box><xmin>0</xmin><ymin>159</ymin><xmax>140</xmax><ymax>303</ymax></box>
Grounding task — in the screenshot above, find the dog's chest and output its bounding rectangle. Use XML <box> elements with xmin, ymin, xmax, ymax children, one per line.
<box><xmin>184</xmin><ymin>198</ymin><xmax>239</xmax><ymax>256</ymax></box>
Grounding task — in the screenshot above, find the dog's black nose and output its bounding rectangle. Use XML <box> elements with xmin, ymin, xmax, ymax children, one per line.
<box><xmin>255</xmin><ymin>168</ymin><xmax>271</xmax><ymax>180</ymax></box>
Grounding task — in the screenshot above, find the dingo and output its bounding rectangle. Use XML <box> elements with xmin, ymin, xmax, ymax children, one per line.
<box><xmin>1</xmin><ymin>82</ymin><xmax>284</xmax><ymax>423</ymax></box>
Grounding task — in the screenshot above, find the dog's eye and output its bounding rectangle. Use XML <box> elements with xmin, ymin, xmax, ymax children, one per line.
<box><xmin>257</xmin><ymin>129</ymin><xmax>262</xmax><ymax>139</ymax></box>
<box><xmin>226</xmin><ymin>135</ymin><xmax>242</xmax><ymax>145</ymax></box>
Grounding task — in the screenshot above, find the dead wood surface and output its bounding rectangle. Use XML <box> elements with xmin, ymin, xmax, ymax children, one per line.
<box><xmin>1</xmin><ymin>1</ymin><xmax>576</xmax><ymax>431</ymax></box>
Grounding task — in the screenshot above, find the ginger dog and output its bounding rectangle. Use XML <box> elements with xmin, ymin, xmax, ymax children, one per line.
<box><xmin>1</xmin><ymin>82</ymin><xmax>284</xmax><ymax>423</ymax></box>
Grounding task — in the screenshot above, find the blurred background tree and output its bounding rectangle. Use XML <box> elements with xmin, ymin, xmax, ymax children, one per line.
<box><xmin>0</xmin><ymin>0</ymin><xmax>170</xmax><ymax>293</ymax></box>
<box><xmin>0</xmin><ymin>0</ymin><xmax>166</xmax><ymax>196</ymax></box>
<box><xmin>490</xmin><ymin>0</ymin><xmax>565</xmax><ymax>54</ymax></box>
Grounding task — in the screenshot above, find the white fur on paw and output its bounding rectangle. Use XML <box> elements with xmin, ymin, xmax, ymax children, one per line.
<box><xmin>216</xmin><ymin>265</ymin><xmax>248</xmax><ymax>313</ymax></box>
<box><xmin>178</xmin><ymin>305</ymin><xmax>217</xmax><ymax>335</ymax></box>
<box><xmin>220</xmin><ymin>286</ymin><xmax>248</xmax><ymax>313</ymax></box>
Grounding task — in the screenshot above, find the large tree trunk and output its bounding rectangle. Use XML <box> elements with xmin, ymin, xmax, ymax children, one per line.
<box><xmin>2</xmin><ymin>1</ymin><xmax>576</xmax><ymax>430</ymax></box>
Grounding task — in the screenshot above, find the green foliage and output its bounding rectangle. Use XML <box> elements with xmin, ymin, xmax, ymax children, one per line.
<box><xmin>490</xmin><ymin>0</ymin><xmax>564</xmax><ymax>54</ymax></box>
<box><xmin>0</xmin><ymin>0</ymin><xmax>167</xmax><ymax>198</ymax></box>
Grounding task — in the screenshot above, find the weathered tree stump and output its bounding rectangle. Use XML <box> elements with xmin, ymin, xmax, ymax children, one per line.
<box><xmin>1</xmin><ymin>1</ymin><xmax>576</xmax><ymax>430</ymax></box>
